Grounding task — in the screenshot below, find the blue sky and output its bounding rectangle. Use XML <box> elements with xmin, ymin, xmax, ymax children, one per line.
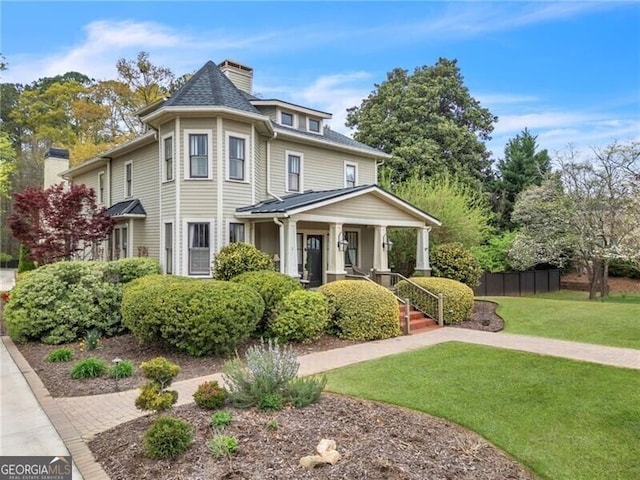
<box><xmin>2</xmin><ymin>1</ymin><xmax>639</xmax><ymax>160</ymax></box>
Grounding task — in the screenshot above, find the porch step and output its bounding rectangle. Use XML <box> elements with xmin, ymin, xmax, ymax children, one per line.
<box><xmin>398</xmin><ymin>304</ymin><xmax>438</xmax><ymax>334</ymax></box>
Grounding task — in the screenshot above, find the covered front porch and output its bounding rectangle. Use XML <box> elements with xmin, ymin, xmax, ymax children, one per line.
<box><xmin>236</xmin><ymin>185</ymin><xmax>441</xmax><ymax>287</ymax></box>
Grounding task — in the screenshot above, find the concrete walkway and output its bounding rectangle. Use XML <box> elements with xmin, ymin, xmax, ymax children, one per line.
<box><xmin>2</xmin><ymin>326</ymin><xmax>639</xmax><ymax>480</ymax></box>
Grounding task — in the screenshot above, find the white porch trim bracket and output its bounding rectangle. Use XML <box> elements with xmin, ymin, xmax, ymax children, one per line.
<box><xmin>416</xmin><ymin>226</ymin><xmax>432</xmax><ymax>271</ymax></box>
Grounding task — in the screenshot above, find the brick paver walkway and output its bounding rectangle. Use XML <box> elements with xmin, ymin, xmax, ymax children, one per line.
<box><xmin>4</xmin><ymin>327</ymin><xmax>639</xmax><ymax>480</ymax></box>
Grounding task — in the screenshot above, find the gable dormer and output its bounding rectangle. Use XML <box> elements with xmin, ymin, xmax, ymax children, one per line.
<box><xmin>250</xmin><ymin>99</ymin><xmax>331</xmax><ymax>135</ymax></box>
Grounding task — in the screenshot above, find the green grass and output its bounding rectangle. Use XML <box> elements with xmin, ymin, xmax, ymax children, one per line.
<box><xmin>481</xmin><ymin>294</ymin><xmax>640</xmax><ymax>349</ymax></box>
<box><xmin>326</xmin><ymin>342</ymin><xmax>640</xmax><ymax>480</ymax></box>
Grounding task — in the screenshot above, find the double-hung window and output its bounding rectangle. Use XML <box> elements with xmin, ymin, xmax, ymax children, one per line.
<box><xmin>164</xmin><ymin>136</ymin><xmax>173</xmax><ymax>181</ymax></box>
<box><xmin>229</xmin><ymin>223</ymin><xmax>245</xmax><ymax>243</ymax></box>
<box><xmin>188</xmin><ymin>222</ymin><xmax>210</xmax><ymax>275</ymax></box>
<box><xmin>98</xmin><ymin>172</ymin><xmax>105</xmax><ymax>203</ymax></box>
<box><xmin>308</xmin><ymin>118</ymin><xmax>320</xmax><ymax>133</ymax></box>
<box><xmin>281</xmin><ymin>111</ymin><xmax>294</xmax><ymax>127</ymax></box>
<box><xmin>345</xmin><ymin>162</ymin><xmax>357</xmax><ymax>188</ymax></box>
<box><xmin>164</xmin><ymin>223</ymin><xmax>173</xmax><ymax>274</ymax></box>
<box><xmin>344</xmin><ymin>231</ymin><xmax>358</xmax><ymax>267</ymax></box>
<box><xmin>124</xmin><ymin>162</ymin><xmax>133</xmax><ymax>197</ymax></box>
<box><xmin>228</xmin><ymin>136</ymin><xmax>245</xmax><ymax>181</ymax></box>
<box><xmin>287</xmin><ymin>153</ymin><xmax>302</xmax><ymax>192</ymax></box>
<box><xmin>189</xmin><ymin>134</ymin><xmax>208</xmax><ymax>178</ymax></box>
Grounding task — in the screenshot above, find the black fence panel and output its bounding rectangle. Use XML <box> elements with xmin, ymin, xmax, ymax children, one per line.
<box><xmin>474</xmin><ymin>269</ymin><xmax>562</xmax><ymax>296</ymax></box>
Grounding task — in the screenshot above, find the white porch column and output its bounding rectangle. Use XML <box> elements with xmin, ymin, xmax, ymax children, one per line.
<box><xmin>283</xmin><ymin>218</ymin><xmax>299</xmax><ymax>278</ymax></box>
<box><xmin>327</xmin><ymin>223</ymin><xmax>346</xmax><ymax>275</ymax></box>
<box><xmin>416</xmin><ymin>226</ymin><xmax>432</xmax><ymax>272</ymax></box>
<box><xmin>373</xmin><ymin>225</ymin><xmax>389</xmax><ymax>271</ymax></box>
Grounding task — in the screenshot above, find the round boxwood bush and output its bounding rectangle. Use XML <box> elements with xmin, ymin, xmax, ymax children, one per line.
<box><xmin>144</xmin><ymin>416</ymin><xmax>194</xmax><ymax>459</ymax></box>
<box><xmin>231</xmin><ymin>271</ymin><xmax>301</xmax><ymax>332</ymax></box>
<box><xmin>212</xmin><ymin>242</ymin><xmax>274</xmax><ymax>280</ymax></box>
<box><xmin>396</xmin><ymin>276</ymin><xmax>473</xmax><ymax>324</ymax></box>
<box><xmin>318</xmin><ymin>280</ymin><xmax>400</xmax><ymax>341</ymax></box>
<box><xmin>122</xmin><ymin>277</ymin><xmax>264</xmax><ymax>356</ymax></box>
<box><xmin>193</xmin><ymin>381</ymin><xmax>228</xmax><ymax>410</ymax></box>
<box><xmin>431</xmin><ymin>242</ymin><xmax>483</xmax><ymax>288</ymax></box>
<box><xmin>270</xmin><ymin>290</ymin><xmax>329</xmax><ymax>343</ymax></box>
<box><xmin>102</xmin><ymin>257</ymin><xmax>161</xmax><ymax>284</ymax></box>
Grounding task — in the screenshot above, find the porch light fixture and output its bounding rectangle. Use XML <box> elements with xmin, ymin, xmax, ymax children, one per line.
<box><xmin>337</xmin><ymin>232</ymin><xmax>349</xmax><ymax>251</ymax></box>
<box><xmin>383</xmin><ymin>234</ymin><xmax>393</xmax><ymax>251</ymax></box>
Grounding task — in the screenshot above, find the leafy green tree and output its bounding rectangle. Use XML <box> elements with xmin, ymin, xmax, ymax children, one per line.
<box><xmin>492</xmin><ymin>128</ymin><xmax>551</xmax><ymax>230</ymax></box>
<box><xmin>381</xmin><ymin>173</ymin><xmax>493</xmax><ymax>276</ymax></box>
<box><xmin>346</xmin><ymin>58</ymin><xmax>497</xmax><ymax>185</ymax></box>
<box><xmin>0</xmin><ymin>131</ymin><xmax>17</xmax><ymax>198</ymax></box>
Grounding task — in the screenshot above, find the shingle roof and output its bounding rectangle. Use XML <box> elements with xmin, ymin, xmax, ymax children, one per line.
<box><xmin>236</xmin><ymin>185</ymin><xmax>374</xmax><ymax>214</ymax></box>
<box><xmin>163</xmin><ymin>61</ymin><xmax>260</xmax><ymax>114</ymax></box>
<box><xmin>274</xmin><ymin>125</ymin><xmax>386</xmax><ymax>156</ymax></box>
<box><xmin>106</xmin><ymin>199</ymin><xmax>146</xmax><ymax>217</ymax></box>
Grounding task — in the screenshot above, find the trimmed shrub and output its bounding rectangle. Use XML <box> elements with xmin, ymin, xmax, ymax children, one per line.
<box><xmin>396</xmin><ymin>276</ymin><xmax>473</xmax><ymax>324</ymax></box>
<box><xmin>232</xmin><ymin>271</ymin><xmax>301</xmax><ymax>332</ymax></box>
<box><xmin>17</xmin><ymin>244</ymin><xmax>36</xmax><ymax>273</ymax></box>
<box><xmin>123</xmin><ymin>277</ymin><xmax>264</xmax><ymax>356</ymax></box>
<box><xmin>144</xmin><ymin>416</ymin><xmax>193</xmax><ymax>459</ymax></box>
<box><xmin>70</xmin><ymin>357</ymin><xmax>107</xmax><ymax>379</ymax></box>
<box><xmin>318</xmin><ymin>280</ymin><xmax>401</xmax><ymax>341</ymax></box>
<box><xmin>431</xmin><ymin>242</ymin><xmax>483</xmax><ymax>288</ymax></box>
<box><xmin>140</xmin><ymin>357</ymin><xmax>180</xmax><ymax>389</ymax></box>
<box><xmin>108</xmin><ymin>360</ymin><xmax>134</xmax><ymax>378</ymax></box>
<box><xmin>102</xmin><ymin>257</ymin><xmax>161</xmax><ymax>284</ymax></box>
<box><xmin>4</xmin><ymin>258</ymin><xmax>160</xmax><ymax>344</ymax></box>
<box><xmin>193</xmin><ymin>381</ymin><xmax>228</xmax><ymax>410</ymax></box>
<box><xmin>212</xmin><ymin>242</ymin><xmax>274</xmax><ymax>280</ymax></box>
<box><xmin>136</xmin><ymin>357</ymin><xmax>180</xmax><ymax>413</ymax></box>
<box><xmin>45</xmin><ymin>347</ymin><xmax>73</xmax><ymax>363</ymax></box>
<box><xmin>270</xmin><ymin>290</ymin><xmax>329</xmax><ymax>343</ymax></box>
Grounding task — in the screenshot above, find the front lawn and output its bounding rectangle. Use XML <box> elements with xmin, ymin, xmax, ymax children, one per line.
<box><xmin>484</xmin><ymin>293</ymin><xmax>640</xmax><ymax>349</ymax></box>
<box><xmin>326</xmin><ymin>342</ymin><xmax>640</xmax><ymax>480</ymax></box>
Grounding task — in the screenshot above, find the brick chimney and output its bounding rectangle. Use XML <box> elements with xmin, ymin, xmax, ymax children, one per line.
<box><xmin>43</xmin><ymin>148</ymin><xmax>69</xmax><ymax>188</ymax></box>
<box><xmin>219</xmin><ymin>59</ymin><xmax>253</xmax><ymax>94</ymax></box>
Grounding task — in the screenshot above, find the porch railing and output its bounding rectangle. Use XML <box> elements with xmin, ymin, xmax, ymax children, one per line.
<box><xmin>371</xmin><ymin>270</ymin><xmax>444</xmax><ymax>327</ymax></box>
<box><xmin>345</xmin><ymin>273</ymin><xmax>413</xmax><ymax>335</ymax></box>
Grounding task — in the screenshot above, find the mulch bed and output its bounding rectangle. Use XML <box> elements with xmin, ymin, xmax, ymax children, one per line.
<box><xmin>90</xmin><ymin>394</ymin><xmax>536</xmax><ymax>480</ymax></box>
<box><xmin>452</xmin><ymin>300</ymin><xmax>504</xmax><ymax>332</ymax></box>
<box><xmin>13</xmin><ymin>335</ymin><xmax>360</xmax><ymax>398</ymax></box>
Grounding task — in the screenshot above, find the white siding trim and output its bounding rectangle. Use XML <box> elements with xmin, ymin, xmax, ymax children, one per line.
<box><xmin>251</xmin><ymin>124</ymin><xmax>256</xmax><ymax>205</ymax></box>
<box><xmin>183</xmin><ymin>128</ymin><xmax>213</xmax><ymax>180</ymax></box>
<box><xmin>285</xmin><ymin>150</ymin><xmax>304</xmax><ymax>193</ymax></box>
<box><xmin>216</xmin><ymin>119</ymin><xmax>224</xmax><ymax>254</ymax></box>
<box><xmin>175</xmin><ymin>117</ymin><xmax>182</xmax><ymax>274</ymax></box>
<box><xmin>182</xmin><ymin>218</ymin><xmax>215</xmax><ymax>278</ymax></box>
<box><xmin>224</xmin><ymin>131</ymin><xmax>251</xmax><ymax>183</ymax></box>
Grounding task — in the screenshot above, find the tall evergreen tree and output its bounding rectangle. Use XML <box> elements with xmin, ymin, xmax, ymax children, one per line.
<box><xmin>346</xmin><ymin>58</ymin><xmax>497</xmax><ymax>186</ymax></box>
<box><xmin>492</xmin><ymin>128</ymin><xmax>551</xmax><ymax>230</ymax></box>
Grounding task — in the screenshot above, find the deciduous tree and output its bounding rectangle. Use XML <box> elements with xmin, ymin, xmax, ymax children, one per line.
<box><xmin>8</xmin><ymin>183</ymin><xmax>115</xmax><ymax>265</ymax></box>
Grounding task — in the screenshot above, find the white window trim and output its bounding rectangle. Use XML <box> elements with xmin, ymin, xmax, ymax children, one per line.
<box><xmin>162</xmin><ymin>133</ymin><xmax>174</xmax><ymax>183</ymax></box>
<box><xmin>344</xmin><ymin>161</ymin><xmax>358</xmax><ymax>188</ymax></box>
<box><xmin>307</xmin><ymin>117</ymin><xmax>322</xmax><ymax>134</ymax></box>
<box><xmin>162</xmin><ymin>220</ymin><xmax>175</xmax><ymax>274</ymax></box>
<box><xmin>184</xmin><ymin>129</ymin><xmax>213</xmax><ymax>180</ymax></box>
<box><xmin>182</xmin><ymin>218</ymin><xmax>214</xmax><ymax>277</ymax></box>
<box><xmin>225</xmin><ymin>131</ymin><xmax>250</xmax><ymax>183</ymax></box>
<box><xmin>124</xmin><ymin>161</ymin><xmax>133</xmax><ymax>198</ymax></box>
<box><xmin>97</xmin><ymin>171</ymin><xmax>105</xmax><ymax>204</ymax></box>
<box><xmin>227</xmin><ymin>220</ymin><xmax>248</xmax><ymax>245</ymax></box>
<box><xmin>279</xmin><ymin>109</ymin><xmax>296</xmax><ymax>128</ymax></box>
<box><xmin>285</xmin><ymin>150</ymin><xmax>304</xmax><ymax>193</ymax></box>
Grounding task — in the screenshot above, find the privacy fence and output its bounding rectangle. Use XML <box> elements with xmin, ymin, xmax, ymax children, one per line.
<box><xmin>474</xmin><ymin>269</ymin><xmax>561</xmax><ymax>297</ymax></box>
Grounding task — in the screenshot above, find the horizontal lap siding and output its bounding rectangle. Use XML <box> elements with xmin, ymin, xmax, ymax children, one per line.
<box><xmin>222</xmin><ymin>119</ymin><xmax>254</xmax><ymax>221</ymax></box>
<box><xmin>72</xmin><ymin>170</ymin><xmax>102</xmax><ymax>203</ymax></box>
<box><xmin>268</xmin><ymin>139</ymin><xmax>378</xmax><ymax>197</ymax></box>
<box><xmin>311</xmin><ymin>194</ymin><xmax>418</xmax><ymax>223</ymax></box>
<box><xmin>129</xmin><ymin>142</ymin><xmax>160</xmax><ymax>259</ymax></box>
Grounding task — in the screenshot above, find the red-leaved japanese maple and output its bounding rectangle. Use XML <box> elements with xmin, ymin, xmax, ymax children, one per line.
<box><xmin>9</xmin><ymin>182</ymin><xmax>115</xmax><ymax>265</ymax></box>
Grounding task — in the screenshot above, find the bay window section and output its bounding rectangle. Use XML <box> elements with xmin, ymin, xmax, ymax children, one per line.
<box><xmin>228</xmin><ymin>136</ymin><xmax>245</xmax><ymax>181</ymax></box>
<box><xmin>189</xmin><ymin>134</ymin><xmax>208</xmax><ymax>178</ymax></box>
<box><xmin>164</xmin><ymin>136</ymin><xmax>173</xmax><ymax>181</ymax></box>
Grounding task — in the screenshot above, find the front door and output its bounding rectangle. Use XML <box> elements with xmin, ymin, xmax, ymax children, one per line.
<box><xmin>306</xmin><ymin>235</ymin><xmax>323</xmax><ymax>287</ymax></box>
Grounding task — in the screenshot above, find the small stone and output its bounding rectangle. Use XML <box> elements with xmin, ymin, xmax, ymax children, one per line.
<box><xmin>321</xmin><ymin>449</ymin><xmax>341</xmax><ymax>465</ymax></box>
<box><xmin>316</xmin><ymin>439</ymin><xmax>336</xmax><ymax>455</ymax></box>
<box><xmin>299</xmin><ymin>455</ymin><xmax>327</xmax><ymax>468</ymax></box>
